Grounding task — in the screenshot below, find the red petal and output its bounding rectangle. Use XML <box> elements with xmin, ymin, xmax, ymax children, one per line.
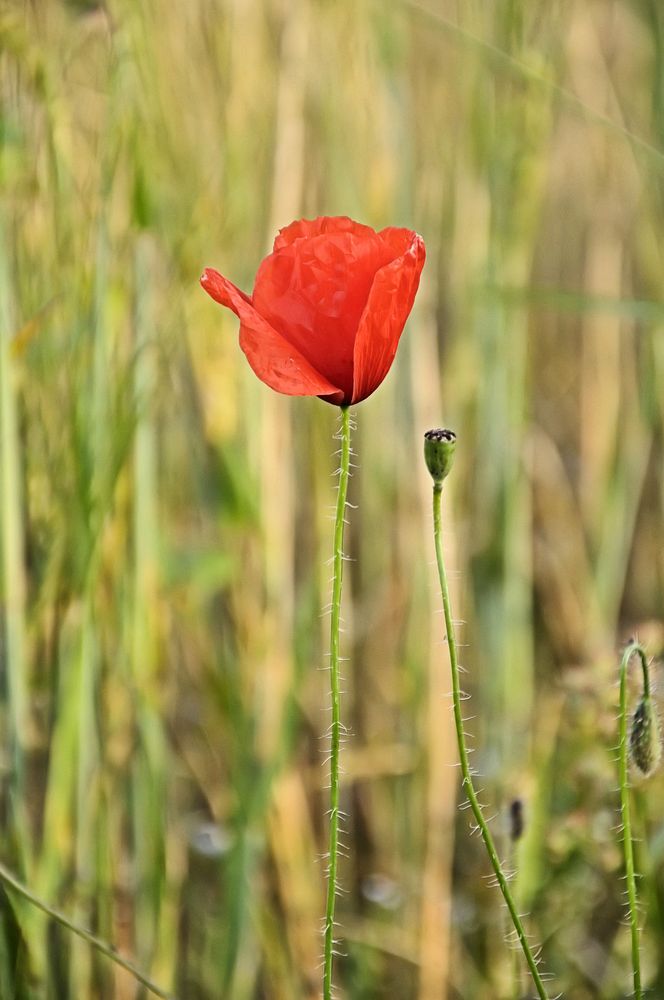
<box><xmin>252</xmin><ymin>230</ymin><xmax>395</xmax><ymax>402</ymax></box>
<box><xmin>200</xmin><ymin>268</ymin><xmax>344</xmax><ymax>402</ymax></box>
<box><xmin>200</xmin><ymin>267</ymin><xmax>252</xmax><ymax>309</ymax></box>
<box><xmin>273</xmin><ymin>216</ymin><xmax>379</xmax><ymax>252</ymax></box>
<box><xmin>351</xmin><ymin>232</ymin><xmax>425</xmax><ymax>404</ymax></box>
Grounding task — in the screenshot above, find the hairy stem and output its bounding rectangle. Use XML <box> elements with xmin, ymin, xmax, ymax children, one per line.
<box><xmin>432</xmin><ymin>483</ymin><xmax>550</xmax><ymax>1000</ymax></box>
<box><xmin>619</xmin><ymin>640</ymin><xmax>649</xmax><ymax>1000</ymax></box>
<box><xmin>0</xmin><ymin>861</ymin><xmax>174</xmax><ymax>999</ymax></box>
<box><xmin>323</xmin><ymin>405</ymin><xmax>351</xmax><ymax>1000</ymax></box>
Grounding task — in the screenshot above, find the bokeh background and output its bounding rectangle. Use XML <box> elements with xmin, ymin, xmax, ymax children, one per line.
<box><xmin>2</xmin><ymin>1</ymin><xmax>664</xmax><ymax>997</ymax></box>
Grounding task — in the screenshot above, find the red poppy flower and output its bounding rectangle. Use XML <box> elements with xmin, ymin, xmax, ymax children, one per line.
<box><xmin>200</xmin><ymin>216</ymin><xmax>425</xmax><ymax>406</ymax></box>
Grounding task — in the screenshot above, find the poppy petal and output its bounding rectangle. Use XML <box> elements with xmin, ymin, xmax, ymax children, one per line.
<box><xmin>200</xmin><ymin>267</ymin><xmax>252</xmax><ymax>309</ymax></box>
<box><xmin>200</xmin><ymin>268</ymin><xmax>344</xmax><ymax>401</ymax></box>
<box><xmin>273</xmin><ymin>215</ymin><xmax>379</xmax><ymax>252</ymax></box>
<box><xmin>252</xmin><ymin>231</ymin><xmax>395</xmax><ymax>402</ymax></box>
<box><xmin>351</xmin><ymin>233</ymin><xmax>425</xmax><ymax>404</ymax></box>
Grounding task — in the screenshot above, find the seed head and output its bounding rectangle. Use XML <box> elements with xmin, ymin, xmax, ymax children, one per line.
<box><xmin>424</xmin><ymin>428</ymin><xmax>456</xmax><ymax>486</ymax></box>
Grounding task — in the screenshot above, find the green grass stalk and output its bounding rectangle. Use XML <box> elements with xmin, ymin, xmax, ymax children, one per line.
<box><xmin>431</xmin><ymin>480</ymin><xmax>550</xmax><ymax>1000</ymax></box>
<box><xmin>0</xmin><ymin>859</ymin><xmax>175</xmax><ymax>1000</ymax></box>
<box><xmin>132</xmin><ymin>235</ymin><xmax>170</xmax><ymax>978</ymax></box>
<box><xmin>0</xmin><ymin>218</ymin><xmax>29</xmax><ymax>848</ymax></box>
<box><xmin>323</xmin><ymin>404</ymin><xmax>351</xmax><ymax>1000</ymax></box>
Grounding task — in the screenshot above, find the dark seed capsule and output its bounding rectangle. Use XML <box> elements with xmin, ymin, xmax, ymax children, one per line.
<box><xmin>509</xmin><ymin>798</ymin><xmax>525</xmax><ymax>842</ymax></box>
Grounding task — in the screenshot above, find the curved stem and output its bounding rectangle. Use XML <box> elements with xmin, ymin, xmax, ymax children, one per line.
<box><xmin>619</xmin><ymin>640</ymin><xmax>648</xmax><ymax>1000</ymax></box>
<box><xmin>432</xmin><ymin>484</ymin><xmax>550</xmax><ymax>1000</ymax></box>
<box><xmin>0</xmin><ymin>861</ymin><xmax>174</xmax><ymax>999</ymax></box>
<box><xmin>323</xmin><ymin>405</ymin><xmax>351</xmax><ymax>1000</ymax></box>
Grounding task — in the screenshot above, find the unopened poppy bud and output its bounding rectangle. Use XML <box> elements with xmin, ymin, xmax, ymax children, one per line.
<box><xmin>630</xmin><ymin>696</ymin><xmax>662</xmax><ymax>776</ymax></box>
<box><xmin>424</xmin><ymin>429</ymin><xmax>456</xmax><ymax>486</ymax></box>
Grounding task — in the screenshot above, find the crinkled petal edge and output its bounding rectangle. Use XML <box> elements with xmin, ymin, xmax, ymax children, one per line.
<box><xmin>200</xmin><ymin>268</ymin><xmax>344</xmax><ymax>402</ymax></box>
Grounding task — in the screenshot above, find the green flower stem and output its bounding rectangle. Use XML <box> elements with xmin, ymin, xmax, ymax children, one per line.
<box><xmin>432</xmin><ymin>483</ymin><xmax>550</xmax><ymax>1000</ymax></box>
<box><xmin>619</xmin><ymin>640</ymin><xmax>649</xmax><ymax>1000</ymax></box>
<box><xmin>0</xmin><ymin>860</ymin><xmax>174</xmax><ymax>999</ymax></box>
<box><xmin>323</xmin><ymin>404</ymin><xmax>351</xmax><ymax>1000</ymax></box>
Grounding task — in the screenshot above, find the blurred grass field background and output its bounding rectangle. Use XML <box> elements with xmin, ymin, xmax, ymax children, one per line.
<box><xmin>2</xmin><ymin>1</ymin><xmax>664</xmax><ymax>997</ymax></box>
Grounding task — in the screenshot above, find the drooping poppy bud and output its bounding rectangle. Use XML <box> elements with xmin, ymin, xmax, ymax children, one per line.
<box><xmin>201</xmin><ymin>216</ymin><xmax>425</xmax><ymax>406</ymax></box>
<box><xmin>424</xmin><ymin>428</ymin><xmax>456</xmax><ymax>487</ymax></box>
<box><xmin>630</xmin><ymin>695</ymin><xmax>662</xmax><ymax>776</ymax></box>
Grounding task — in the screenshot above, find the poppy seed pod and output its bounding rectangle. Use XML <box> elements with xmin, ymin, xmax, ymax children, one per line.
<box><xmin>630</xmin><ymin>695</ymin><xmax>662</xmax><ymax>776</ymax></box>
<box><xmin>424</xmin><ymin>429</ymin><xmax>456</xmax><ymax>486</ymax></box>
<box><xmin>201</xmin><ymin>216</ymin><xmax>425</xmax><ymax>406</ymax></box>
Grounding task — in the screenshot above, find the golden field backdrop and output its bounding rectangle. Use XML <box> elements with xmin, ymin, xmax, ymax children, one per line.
<box><xmin>1</xmin><ymin>1</ymin><xmax>664</xmax><ymax>997</ymax></box>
